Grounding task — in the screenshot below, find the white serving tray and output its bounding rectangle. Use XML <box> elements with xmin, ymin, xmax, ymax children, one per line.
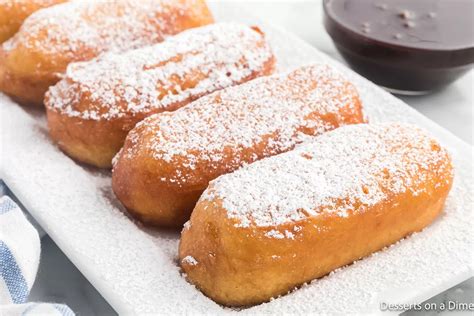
<box><xmin>0</xmin><ymin>3</ymin><xmax>472</xmax><ymax>315</ymax></box>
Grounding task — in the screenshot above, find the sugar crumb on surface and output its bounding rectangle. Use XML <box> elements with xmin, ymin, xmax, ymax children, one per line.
<box><xmin>182</xmin><ymin>255</ymin><xmax>198</xmax><ymax>266</ymax></box>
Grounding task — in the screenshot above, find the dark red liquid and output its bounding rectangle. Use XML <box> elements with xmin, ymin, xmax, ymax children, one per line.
<box><xmin>324</xmin><ymin>0</ymin><xmax>474</xmax><ymax>93</ymax></box>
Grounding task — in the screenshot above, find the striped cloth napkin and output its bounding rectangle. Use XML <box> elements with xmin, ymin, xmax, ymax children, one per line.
<box><xmin>0</xmin><ymin>195</ymin><xmax>74</xmax><ymax>316</ymax></box>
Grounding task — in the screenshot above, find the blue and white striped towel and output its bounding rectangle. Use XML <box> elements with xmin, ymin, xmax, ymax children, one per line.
<box><xmin>0</xmin><ymin>196</ymin><xmax>74</xmax><ymax>316</ymax></box>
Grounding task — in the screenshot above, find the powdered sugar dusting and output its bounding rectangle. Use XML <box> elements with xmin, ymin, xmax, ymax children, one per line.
<box><xmin>202</xmin><ymin>123</ymin><xmax>452</xmax><ymax>228</ymax></box>
<box><xmin>122</xmin><ymin>64</ymin><xmax>362</xmax><ymax>186</ymax></box>
<box><xmin>2</xmin><ymin>0</ymin><xmax>210</xmax><ymax>62</ymax></box>
<box><xmin>46</xmin><ymin>23</ymin><xmax>273</xmax><ymax>120</ymax></box>
<box><xmin>0</xmin><ymin>4</ymin><xmax>472</xmax><ymax>314</ymax></box>
<box><xmin>0</xmin><ymin>0</ymin><xmax>64</xmax><ymax>14</ymax></box>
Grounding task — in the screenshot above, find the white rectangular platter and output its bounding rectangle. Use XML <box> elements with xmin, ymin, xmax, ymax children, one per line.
<box><xmin>0</xmin><ymin>3</ymin><xmax>472</xmax><ymax>315</ymax></box>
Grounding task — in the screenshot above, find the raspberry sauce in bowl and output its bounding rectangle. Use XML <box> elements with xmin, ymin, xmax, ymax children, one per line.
<box><xmin>323</xmin><ymin>0</ymin><xmax>474</xmax><ymax>95</ymax></box>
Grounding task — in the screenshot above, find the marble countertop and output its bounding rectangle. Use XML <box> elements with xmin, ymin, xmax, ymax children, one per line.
<box><xmin>6</xmin><ymin>1</ymin><xmax>473</xmax><ymax>315</ymax></box>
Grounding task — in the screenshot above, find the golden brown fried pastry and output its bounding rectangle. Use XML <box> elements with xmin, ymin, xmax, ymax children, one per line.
<box><xmin>179</xmin><ymin>122</ymin><xmax>453</xmax><ymax>306</ymax></box>
<box><xmin>44</xmin><ymin>23</ymin><xmax>275</xmax><ymax>168</ymax></box>
<box><xmin>0</xmin><ymin>0</ymin><xmax>213</xmax><ymax>106</ymax></box>
<box><xmin>0</xmin><ymin>0</ymin><xmax>66</xmax><ymax>43</ymax></box>
<box><xmin>112</xmin><ymin>64</ymin><xmax>366</xmax><ymax>227</ymax></box>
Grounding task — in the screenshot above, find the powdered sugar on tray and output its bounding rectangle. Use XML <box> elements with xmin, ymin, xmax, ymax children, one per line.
<box><xmin>122</xmin><ymin>64</ymin><xmax>361</xmax><ymax>185</ymax></box>
<box><xmin>2</xmin><ymin>0</ymin><xmax>206</xmax><ymax>59</ymax></box>
<box><xmin>202</xmin><ymin>123</ymin><xmax>452</xmax><ymax>228</ymax></box>
<box><xmin>46</xmin><ymin>23</ymin><xmax>273</xmax><ymax>120</ymax></box>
